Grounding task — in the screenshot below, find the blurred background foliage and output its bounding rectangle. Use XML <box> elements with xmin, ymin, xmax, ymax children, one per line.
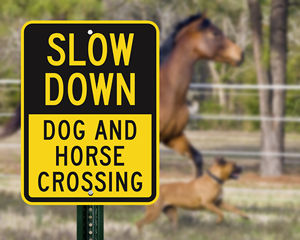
<box><xmin>0</xmin><ymin>0</ymin><xmax>299</xmax><ymax>131</ymax></box>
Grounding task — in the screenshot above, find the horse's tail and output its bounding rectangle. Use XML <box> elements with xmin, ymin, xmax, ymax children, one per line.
<box><xmin>0</xmin><ymin>104</ymin><xmax>20</xmax><ymax>138</ymax></box>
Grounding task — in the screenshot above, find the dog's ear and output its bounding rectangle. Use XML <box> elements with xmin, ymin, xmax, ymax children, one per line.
<box><xmin>215</xmin><ymin>157</ymin><xmax>226</xmax><ymax>166</ymax></box>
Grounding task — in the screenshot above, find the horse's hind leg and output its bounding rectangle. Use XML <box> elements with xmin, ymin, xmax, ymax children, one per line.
<box><xmin>166</xmin><ymin>133</ymin><xmax>203</xmax><ymax>176</ymax></box>
<box><xmin>0</xmin><ymin>104</ymin><xmax>20</xmax><ymax>137</ymax></box>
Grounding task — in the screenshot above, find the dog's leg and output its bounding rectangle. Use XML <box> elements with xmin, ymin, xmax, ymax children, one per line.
<box><xmin>163</xmin><ymin>206</ymin><xmax>178</xmax><ymax>230</ymax></box>
<box><xmin>136</xmin><ymin>205</ymin><xmax>162</xmax><ymax>232</ymax></box>
<box><xmin>202</xmin><ymin>203</ymin><xmax>224</xmax><ymax>223</ymax></box>
<box><xmin>219</xmin><ymin>202</ymin><xmax>249</xmax><ymax>219</ymax></box>
<box><xmin>166</xmin><ymin>134</ymin><xmax>203</xmax><ymax>176</ymax></box>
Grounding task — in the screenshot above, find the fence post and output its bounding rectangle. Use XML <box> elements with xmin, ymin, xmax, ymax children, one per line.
<box><xmin>77</xmin><ymin>205</ymin><xmax>103</xmax><ymax>240</ymax></box>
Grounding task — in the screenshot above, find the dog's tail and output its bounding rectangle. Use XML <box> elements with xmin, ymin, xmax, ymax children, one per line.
<box><xmin>0</xmin><ymin>104</ymin><xmax>20</xmax><ymax>138</ymax></box>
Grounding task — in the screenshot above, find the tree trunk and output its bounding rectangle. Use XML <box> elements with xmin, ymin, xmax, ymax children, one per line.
<box><xmin>267</xmin><ymin>0</ymin><xmax>288</xmax><ymax>176</ymax></box>
<box><xmin>248</xmin><ymin>0</ymin><xmax>288</xmax><ymax>176</ymax></box>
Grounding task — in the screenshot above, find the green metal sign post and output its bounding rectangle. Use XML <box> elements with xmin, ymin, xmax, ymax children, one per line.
<box><xmin>77</xmin><ymin>206</ymin><xmax>103</xmax><ymax>240</ymax></box>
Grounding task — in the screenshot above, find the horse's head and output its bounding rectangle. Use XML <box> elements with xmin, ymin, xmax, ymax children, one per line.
<box><xmin>174</xmin><ymin>14</ymin><xmax>243</xmax><ymax>66</ymax></box>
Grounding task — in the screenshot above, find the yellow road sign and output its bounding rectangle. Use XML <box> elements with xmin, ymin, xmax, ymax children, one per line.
<box><xmin>21</xmin><ymin>21</ymin><xmax>159</xmax><ymax>205</ymax></box>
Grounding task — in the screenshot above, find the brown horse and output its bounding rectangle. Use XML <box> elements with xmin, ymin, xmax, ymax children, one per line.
<box><xmin>1</xmin><ymin>13</ymin><xmax>243</xmax><ymax>176</ymax></box>
<box><xmin>159</xmin><ymin>13</ymin><xmax>243</xmax><ymax>176</ymax></box>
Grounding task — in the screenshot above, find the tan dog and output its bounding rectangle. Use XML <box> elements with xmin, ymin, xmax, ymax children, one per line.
<box><xmin>136</xmin><ymin>157</ymin><xmax>249</xmax><ymax>231</ymax></box>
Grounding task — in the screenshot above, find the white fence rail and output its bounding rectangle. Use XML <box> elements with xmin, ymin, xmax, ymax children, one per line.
<box><xmin>1</xmin><ymin>79</ymin><xmax>300</xmax><ymax>160</ymax></box>
<box><xmin>1</xmin><ymin>80</ymin><xmax>300</xmax><ymax>123</ymax></box>
<box><xmin>2</xmin><ymin>80</ymin><xmax>300</xmax><ymax>89</ymax></box>
<box><xmin>190</xmin><ymin>114</ymin><xmax>300</xmax><ymax>122</ymax></box>
<box><xmin>190</xmin><ymin>83</ymin><xmax>300</xmax><ymax>90</ymax></box>
<box><xmin>161</xmin><ymin>148</ymin><xmax>300</xmax><ymax>159</ymax></box>
<box><xmin>0</xmin><ymin>79</ymin><xmax>20</xmax><ymax>84</ymax></box>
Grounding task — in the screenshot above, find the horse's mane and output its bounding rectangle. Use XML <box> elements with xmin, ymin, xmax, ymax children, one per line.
<box><xmin>160</xmin><ymin>13</ymin><xmax>202</xmax><ymax>64</ymax></box>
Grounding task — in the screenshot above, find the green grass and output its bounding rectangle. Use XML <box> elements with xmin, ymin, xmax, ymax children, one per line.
<box><xmin>1</xmin><ymin>130</ymin><xmax>300</xmax><ymax>239</ymax></box>
<box><xmin>103</xmin><ymin>203</ymin><xmax>300</xmax><ymax>240</ymax></box>
<box><xmin>0</xmin><ymin>186</ymin><xmax>300</xmax><ymax>240</ymax></box>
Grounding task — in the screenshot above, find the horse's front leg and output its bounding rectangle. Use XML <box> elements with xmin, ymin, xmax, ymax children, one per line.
<box><xmin>166</xmin><ymin>133</ymin><xmax>203</xmax><ymax>176</ymax></box>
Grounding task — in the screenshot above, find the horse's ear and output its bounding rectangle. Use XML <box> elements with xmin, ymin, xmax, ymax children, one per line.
<box><xmin>198</xmin><ymin>18</ymin><xmax>210</xmax><ymax>30</ymax></box>
<box><xmin>197</xmin><ymin>10</ymin><xmax>210</xmax><ymax>30</ymax></box>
